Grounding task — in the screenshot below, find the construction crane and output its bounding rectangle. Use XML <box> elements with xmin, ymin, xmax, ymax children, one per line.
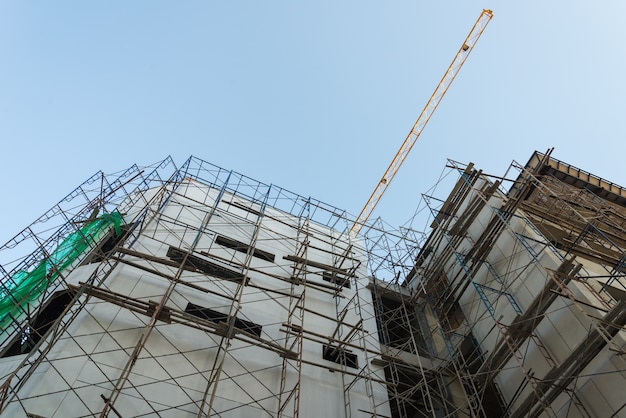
<box><xmin>350</xmin><ymin>9</ymin><xmax>493</xmax><ymax>236</ymax></box>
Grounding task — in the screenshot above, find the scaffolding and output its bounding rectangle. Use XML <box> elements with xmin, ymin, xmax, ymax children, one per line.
<box><xmin>0</xmin><ymin>152</ymin><xmax>625</xmax><ymax>417</ymax></box>
<box><xmin>0</xmin><ymin>156</ymin><xmax>394</xmax><ymax>417</ymax></box>
<box><xmin>405</xmin><ymin>150</ymin><xmax>626</xmax><ymax>417</ymax></box>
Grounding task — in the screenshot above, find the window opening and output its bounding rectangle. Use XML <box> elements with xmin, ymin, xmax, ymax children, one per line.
<box><xmin>2</xmin><ymin>289</ymin><xmax>75</xmax><ymax>357</ymax></box>
<box><xmin>322</xmin><ymin>271</ymin><xmax>351</xmax><ymax>289</ymax></box>
<box><xmin>322</xmin><ymin>344</ymin><xmax>358</xmax><ymax>369</ymax></box>
<box><xmin>372</xmin><ymin>290</ymin><xmax>429</xmax><ymax>357</ymax></box>
<box><xmin>83</xmin><ymin>224</ymin><xmax>131</xmax><ymax>264</ymax></box>
<box><xmin>458</xmin><ymin>335</ymin><xmax>505</xmax><ymax>416</ymax></box>
<box><xmin>185</xmin><ymin>302</ymin><xmax>262</xmax><ymax>337</ymax></box>
<box><xmin>167</xmin><ymin>246</ymin><xmax>245</xmax><ymax>283</ymax></box>
<box><xmin>215</xmin><ymin>235</ymin><xmax>275</xmax><ymax>262</ymax></box>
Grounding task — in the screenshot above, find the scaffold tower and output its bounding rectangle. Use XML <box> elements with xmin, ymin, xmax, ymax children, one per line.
<box><xmin>0</xmin><ymin>151</ymin><xmax>625</xmax><ymax>417</ymax></box>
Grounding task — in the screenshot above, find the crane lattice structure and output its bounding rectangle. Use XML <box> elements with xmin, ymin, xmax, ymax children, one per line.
<box><xmin>351</xmin><ymin>9</ymin><xmax>493</xmax><ymax>236</ymax></box>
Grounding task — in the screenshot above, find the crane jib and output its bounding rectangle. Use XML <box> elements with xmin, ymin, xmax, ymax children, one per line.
<box><xmin>350</xmin><ymin>9</ymin><xmax>493</xmax><ymax>236</ymax></box>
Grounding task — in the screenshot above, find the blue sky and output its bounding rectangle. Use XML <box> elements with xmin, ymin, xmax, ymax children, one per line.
<box><xmin>1</xmin><ymin>1</ymin><xmax>625</xmax><ymax>241</ymax></box>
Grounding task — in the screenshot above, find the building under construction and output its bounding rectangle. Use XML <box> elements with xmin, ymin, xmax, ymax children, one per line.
<box><xmin>0</xmin><ymin>150</ymin><xmax>624</xmax><ymax>417</ymax></box>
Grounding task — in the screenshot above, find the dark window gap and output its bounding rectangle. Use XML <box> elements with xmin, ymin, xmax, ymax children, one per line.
<box><xmin>371</xmin><ymin>291</ymin><xmax>429</xmax><ymax>357</ymax></box>
<box><xmin>2</xmin><ymin>289</ymin><xmax>76</xmax><ymax>357</ymax></box>
<box><xmin>215</xmin><ymin>235</ymin><xmax>275</xmax><ymax>262</ymax></box>
<box><xmin>457</xmin><ymin>335</ymin><xmax>505</xmax><ymax>416</ymax></box>
<box><xmin>185</xmin><ymin>302</ymin><xmax>262</xmax><ymax>337</ymax></box>
<box><xmin>83</xmin><ymin>224</ymin><xmax>132</xmax><ymax>264</ymax></box>
<box><xmin>322</xmin><ymin>271</ymin><xmax>351</xmax><ymax>289</ymax></box>
<box><xmin>166</xmin><ymin>246</ymin><xmax>246</xmax><ymax>283</ymax></box>
<box><xmin>383</xmin><ymin>364</ymin><xmax>447</xmax><ymax>418</ymax></box>
<box><xmin>322</xmin><ymin>344</ymin><xmax>358</xmax><ymax>369</ymax></box>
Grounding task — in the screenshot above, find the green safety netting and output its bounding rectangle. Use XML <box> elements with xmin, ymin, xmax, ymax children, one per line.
<box><xmin>0</xmin><ymin>212</ymin><xmax>123</xmax><ymax>332</ymax></box>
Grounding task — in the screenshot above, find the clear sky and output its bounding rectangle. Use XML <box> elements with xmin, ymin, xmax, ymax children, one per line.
<box><xmin>1</xmin><ymin>1</ymin><xmax>625</xmax><ymax>243</ymax></box>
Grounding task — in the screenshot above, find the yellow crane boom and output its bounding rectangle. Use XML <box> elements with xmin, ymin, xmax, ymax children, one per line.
<box><xmin>350</xmin><ymin>9</ymin><xmax>493</xmax><ymax>236</ymax></box>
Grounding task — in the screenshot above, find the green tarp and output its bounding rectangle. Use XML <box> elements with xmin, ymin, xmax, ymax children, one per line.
<box><xmin>0</xmin><ymin>212</ymin><xmax>123</xmax><ymax>331</ymax></box>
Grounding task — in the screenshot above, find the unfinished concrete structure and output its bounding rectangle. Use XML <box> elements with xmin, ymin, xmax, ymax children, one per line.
<box><xmin>404</xmin><ymin>150</ymin><xmax>626</xmax><ymax>417</ymax></box>
<box><xmin>0</xmin><ymin>151</ymin><xmax>624</xmax><ymax>417</ymax></box>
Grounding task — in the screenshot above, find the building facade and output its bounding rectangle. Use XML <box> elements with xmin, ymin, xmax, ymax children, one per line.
<box><xmin>0</xmin><ymin>151</ymin><xmax>624</xmax><ymax>417</ymax></box>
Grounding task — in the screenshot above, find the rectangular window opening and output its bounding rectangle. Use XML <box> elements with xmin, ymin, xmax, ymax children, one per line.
<box><xmin>167</xmin><ymin>246</ymin><xmax>246</xmax><ymax>283</ymax></box>
<box><xmin>322</xmin><ymin>271</ymin><xmax>351</xmax><ymax>289</ymax></box>
<box><xmin>83</xmin><ymin>224</ymin><xmax>132</xmax><ymax>264</ymax></box>
<box><xmin>371</xmin><ymin>290</ymin><xmax>429</xmax><ymax>357</ymax></box>
<box><xmin>2</xmin><ymin>289</ymin><xmax>76</xmax><ymax>357</ymax></box>
<box><xmin>185</xmin><ymin>302</ymin><xmax>262</xmax><ymax>337</ymax></box>
<box><xmin>322</xmin><ymin>344</ymin><xmax>358</xmax><ymax>369</ymax></box>
<box><xmin>215</xmin><ymin>235</ymin><xmax>275</xmax><ymax>262</ymax></box>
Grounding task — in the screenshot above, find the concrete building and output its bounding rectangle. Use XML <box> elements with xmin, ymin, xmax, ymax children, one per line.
<box><xmin>0</xmin><ymin>151</ymin><xmax>624</xmax><ymax>417</ymax></box>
